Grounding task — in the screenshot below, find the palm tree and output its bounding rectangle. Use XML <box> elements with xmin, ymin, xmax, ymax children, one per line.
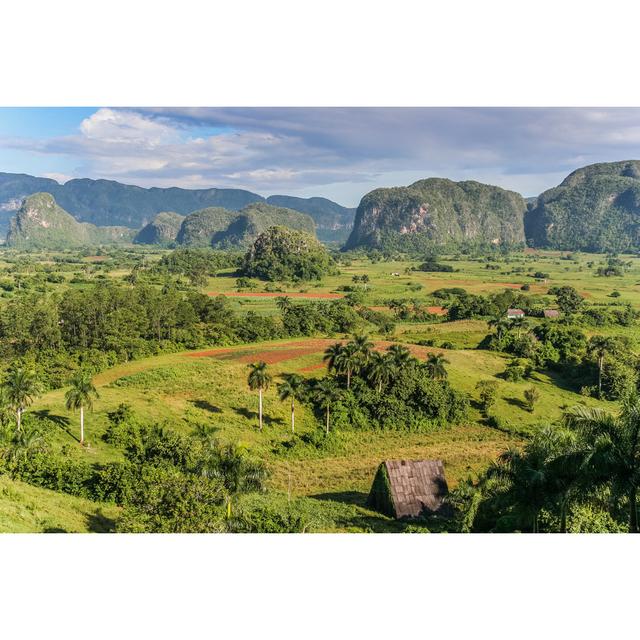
<box><xmin>588</xmin><ymin>335</ymin><xmax>614</xmax><ymax>398</ymax></box>
<box><xmin>65</xmin><ymin>372</ymin><xmax>99</xmax><ymax>445</ymax></box>
<box><xmin>247</xmin><ymin>362</ymin><xmax>272</xmax><ymax>431</ymax></box>
<box><xmin>564</xmin><ymin>395</ymin><xmax>640</xmax><ymax>532</ymax></box>
<box><xmin>386</xmin><ymin>344</ymin><xmax>412</xmax><ymax>368</ymax></box>
<box><xmin>351</xmin><ymin>333</ymin><xmax>374</xmax><ymax>365</ymax></box>
<box><xmin>323</xmin><ymin>342</ymin><xmax>344</xmax><ymax>373</ymax></box>
<box><xmin>367</xmin><ymin>351</ymin><xmax>395</xmax><ymax>393</ymax></box>
<box><xmin>489</xmin><ymin>316</ymin><xmax>511</xmax><ymax>341</ymax></box>
<box><xmin>3</xmin><ymin>368</ymin><xmax>40</xmax><ymax>432</ymax></box>
<box><xmin>334</xmin><ymin>342</ymin><xmax>360</xmax><ymax>389</ymax></box>
<box><xmin>6</xmin><ymin>423</ymin><xmax>45</xmax><ymax>468</ymax></box>
<box><xmin>276</xmin><ymin>296</ymin><xmax>292</xmax><ymax>314</ymax></box>
<box><xmin>425</xmin><ymin>353</ymin><xmax>450</xmax><ymax>380</ymax></box>
<box><xmin>313</xmin><ymin>378</ymin><xmax>342</xmax><ymax>434</ymax></box>
<box><xmin>277</xmin><ymin>373</ymin><xmax>306</xmax><ymax>433</ymax></box>
<box><xmin>198</xmin><ymin>442</ymin><xmax>268</xmax><ymax>519</ymax></box>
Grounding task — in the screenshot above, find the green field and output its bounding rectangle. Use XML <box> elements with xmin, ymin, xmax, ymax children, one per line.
<box><xmin>0</xmin><ymin>246</ymin><xmax>637</xmax><ymax>531</ymax></box>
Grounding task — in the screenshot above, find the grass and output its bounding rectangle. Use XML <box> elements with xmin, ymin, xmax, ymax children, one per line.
<box><xmin>0</xmin><ymin>476</ymin><xmax>119</xmax><ymax>533</ymax></box>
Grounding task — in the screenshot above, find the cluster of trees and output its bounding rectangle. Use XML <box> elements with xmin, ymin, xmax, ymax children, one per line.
<box><xmin>240</xmin><ymin>336</ymin><xmax>466</xmax><ymax>435</ymax></box>
<box><xmin>451</xmin><ymin>394</ymin><xmax>640</xmax><ymax>533</ymax></box>
<box><xmin>0</xmin><ymin>405</ymin><xmax>270</xmax><ymax>533</ymax></box>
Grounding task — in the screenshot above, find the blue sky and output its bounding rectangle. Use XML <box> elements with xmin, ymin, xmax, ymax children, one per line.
<box><xmin>2</xmin><ymin>107</ymin><xmax>640</xmax><ymax>206</ymax></box>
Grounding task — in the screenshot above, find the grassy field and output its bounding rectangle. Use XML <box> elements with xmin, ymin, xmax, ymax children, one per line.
<box><xmin>1</xmin><ymin>246</ymin><xmax>636</xmax><ymax>531</ymax></box>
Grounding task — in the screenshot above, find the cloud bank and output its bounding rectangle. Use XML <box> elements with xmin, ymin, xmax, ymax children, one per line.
<box><xmin>3</xmin><ymin>107</ymin><xmax>640</xmax><ymax>205</ymax></box>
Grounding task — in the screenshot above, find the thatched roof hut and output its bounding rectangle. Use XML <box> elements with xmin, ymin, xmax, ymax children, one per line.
<box><xmin>367</xmin><ymin>459</ymin><xmax>449</xmax><ymax>519</ymax></box>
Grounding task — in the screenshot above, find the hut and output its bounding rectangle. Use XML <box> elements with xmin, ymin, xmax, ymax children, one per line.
<box><xmin>543</xmin><ymin>309</ymin><xmax>559</xmax><ymax>319</ymax></box>
<box><xmin>367</xmin><ymin>459</ymin><xmax>449</xmax><ymax>519</ymax></box>
<box><xmin>507</xmin><ymin>308</ymin><xmax>525</xmax><ymax>319</ymax></box>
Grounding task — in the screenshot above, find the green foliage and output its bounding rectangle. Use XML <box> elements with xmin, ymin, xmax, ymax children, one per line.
<box><xmin>241</xmin><ymin>226</ymin><xmax>334</xmax><ymax>282</ymax></box>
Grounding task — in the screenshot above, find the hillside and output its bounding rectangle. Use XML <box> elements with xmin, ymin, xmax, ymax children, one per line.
<box><xmin>134</xmin><ymin>211</ymin><xmax>186</xmax><ymax>245</ymax></box>
<box><xmin>525</xmin><ymin>160</ymin><xmax>640</xmax><ymax>252</ymax></box>
<box><xmin>0</xmin><ymin>172</ymin><xmax>354</xmax><ymax>238</ymax></box>
<box><xmin>344</xmin><ymin>178</ymin><xmax>526</xmax><ymax>251</ymax></box>
<box><xmin>5</xmin><ymin>193</ymin><xmax>135</xmax><ymax>248</ymax></box>
<box><xmin>176</xmin><ymin>202</ymin><xmax>316</xmax><ymax>248</ymax></box>
<box><xmin>266</xmin><ymin>195</ymin><xmax>355</xmax><ymax>242</ymax></box>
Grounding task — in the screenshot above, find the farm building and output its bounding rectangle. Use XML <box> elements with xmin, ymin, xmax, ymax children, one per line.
<box><xmin>367</xmin><ymin>459</ymin><xmax>450</xmax><ymax>519</ymax></box>
<box><xmin>543</xmin><ymin>309</ymin><xmax>559</xmax><ymax>318</ymax></box>
<box><xmin>507</xmin><ymin>308</ymin><xmax>525</xmax><ymax>319</ymax></box>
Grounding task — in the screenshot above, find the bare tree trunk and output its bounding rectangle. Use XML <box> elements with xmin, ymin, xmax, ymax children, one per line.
<box><xmin>291</xmin><ymin>399</ymin><xmax>295</xmax><ymax>433</ymax></box>
<box><xmin>326</xmin><ymin>406</ymin><xmax>330</xmax><ymax>434</ymax></box>
<box><xmin>80</xmin><ymin>406</ymin><xmax>84</xmax><ymax>445</ymax></box>
<box><xmin>16</xmin><ymin>408</ymin><xmax>21</xmax><ymax>432</ymax></box>
<box><xmin>347</xmin><ymin>369</ymin><xmax>351</xmax><ymax>389</ymax></box>
<box><xmin>259</xmin><ymin>389</ymin><xmax>263</xmax><ymax>431</ymax></box>
<box><xmin>598</xmin><ymin>356</ymin><xmax>604</xmax><ymax>398</ymax></box>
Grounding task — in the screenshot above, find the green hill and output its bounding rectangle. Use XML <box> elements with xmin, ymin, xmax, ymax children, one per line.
<box><xmin>344</xmin><ymin>178</ymin><xmax>526</xmax><ymax>251</ymax></box>
<box><xmin>525</xmin><ymin>160</ymin><xmax>640</xmax><ymax>252</ymax></box>
<box><xmin>5</xmin><ymin>193</ymin><xmax>135</xmax><ymax>248</ymax></box>
<box><xmin>134</xmin><ymin>211</ymin><xmax>186</xmax><ymax>245</ymax></box>
<box><xmin>176</xmin><ymin>202</ymin><xmax>316</xmax><ymax>248</ymax></box>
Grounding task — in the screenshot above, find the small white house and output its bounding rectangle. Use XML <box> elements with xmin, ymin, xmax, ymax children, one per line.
<box><xmin>507</xmin><ymin>308</ymin><xmax>525</xmax><ymax>319</ymax></box>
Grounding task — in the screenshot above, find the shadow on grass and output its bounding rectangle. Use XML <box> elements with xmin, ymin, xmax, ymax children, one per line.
<box><xmin>32</xmin><ymin>409</ymin><xmax>77</xmax><ymax>442</ymax></box>
<box><xmin>232</xmin><ymin>406</ymin><xmax>285</xmax><ymax>426</ymax></box>
<box><xmin>86</xmin><ymin>510</ymin><xmax>117</xmax><ymax>533</ymax></box>
<box><xmin>190</xmin><ymin>400</ymin><xmax>223</xmax><ymax>414</ymax></box>
<box><xmin>310</xmin><ymin>490</ymin><xmax>368</xmax><ymax>506</ymax></box>
<box><xmin>505</xmin><ymin>396</ymin><xmax>529</xmax><ymax>411</ymax></box>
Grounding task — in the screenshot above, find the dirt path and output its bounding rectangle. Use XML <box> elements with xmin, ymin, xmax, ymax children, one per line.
<box><xmin>207</xmin><ymin>291</ymin><xmax>344</xmax><ymax>299</ymax></box>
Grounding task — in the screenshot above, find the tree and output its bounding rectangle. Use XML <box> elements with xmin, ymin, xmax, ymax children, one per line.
<box><xmin>277</xmin><ymin>373</ymin><xmax>306</xmax><ymax>433</ymax></box>
<box><xmin>334</xmin><ymin>342</ymin><xmax>360</xmax><ymax>389</ymax></box>
<box><xmin>313</xmin><ymin>378</ymin><xmax>342</xmax><ymax>434</ymax></box>
<box><xmin>386</xmin><ymin>344</ymin><xmax>412</xmax><ymax>368</ymax></box>
<box><xmin>553</xmin><ymin>285</ymin><xmax>584</xmax><ymax>316</ymax></box>
<box><xmin>65</xmin><ymin>371</ymin><xmax>99</xmax><ymax>445</ymax></box>
<box><xmin>323</xmin><ymin>342</ymin><xmax>344</xmax><ymax>373</ymax></box>
<box><xmin>276</xmin><ymin>296</ymin><xmax>292</xmax><ymax>314</ymax></box>
<box><xmin>588</xmin><ymin>335</ymin><xmax>615</xmax><ymax>398</ymax></box>
<box><xmin>564</xmin><ymin>395</ymin><xmax>640</xmax><ymax>532</ymax></box>
<box><xmin>523</xmin><ymin>386</ymin><xmax>540</xmax><ymax>412</ymax></box>
<box><xmin>425</xmin><ymin>353</ymin><xmax>450</xmax><ymax>380</ymax></box>
<box><xmin>367</xmin><ymin>351</ymin><xmax>395</xmax><ymax>393</ymax></box>
<box><xmin>197</xmin><ymin>442</ymin><xmax>268</xmax><ymax>519</ymax></box>
<box><xmin>247</xmin><ymin>362</ymin><xmax>272</xmax><ymax>431</ymax></box>
<box><xmin>3</xmin><ymin>368</ymin><xmax>40</xmax><ymax>432</ymax></box>
<box><xmin>489</xmin><ymin>316</ymin><xmax>511</xmax><ymax>341</ymax></box>
<box><xmin>351</xmin><ymin>333</ymin><xmax>374</xmax><ymax>366</ymax></box>
<box><xmin>476</xmin><ymin>379</ymin><xmax>499</xmax><ymax>415</ymax></box>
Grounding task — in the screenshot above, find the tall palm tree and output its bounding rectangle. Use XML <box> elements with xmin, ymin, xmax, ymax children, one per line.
<box><xmin>65</xmin><ymin>372</ymin><xmax>99</xmax><ymax>445</ymax></box>
<box><xmin>247</xmin><ymin>361</ymin><xmax>272</xmax><ymax>431</ymax></box>
<box><xmin>277</xmin><ymin>373</ymin><xmax>306</xmax><ymax>433</ymax></box>
<box><xmin>564</xmin><ymin>395</ymin><xmax>640</xmax><ymax>532</ymax></box>
<box><xmin>334</xmin><ymin>342</ymin><xmax>360</xmax><ymax>389</ymax></box>
<box><xmin>3</xmin><ymin>368</ymin><xmax>40</xmax><ymax>432</ymax></box>
<box><xmin>425</xmin><ymin>353</ymin><xmax>450</xmax><ymax>380</ymax></box>
<box><xmin>313</xmin><ymin>378</ymin><xmax>342</xmax><ymax>434</ymax></box>
<box><xmin>489</xmin><ymin>316</ymin><xmax>511</xmax><ymax>341</ymax></box>
<box><xmin>386</xmin><ymin>344</ymin><xmax>412</xmax><ymax>368</ymax></box>
<box><xmin>367</xmin><ymin>351</ymin><xmax>395</xmax><ymax>393</ymax></box>
<box><xmin>323</xmin><ymin>342</ymin><xmax>344</xmax><ymax>373</ymax></box>
<box><xmin>587</xmin><ymin>335</ymin><xmax>614</xmax><ymax>398</ymax></box>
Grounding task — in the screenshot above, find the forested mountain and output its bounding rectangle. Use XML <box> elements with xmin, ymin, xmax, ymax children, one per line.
<box><xmin>5</xmin><ymin>193</ymin><xmax>134</xmax><ymax>248</ymax></box>
<box><xmin>266</xmin><ymin>195</ymin><xmax>355</xmax><ymax>242</ymax></box>
<box><xmin>525</xmin><ymin>160</ymin><xmax>640</xmax><ymax>252</ymax></box>
<box><xmin>134</xmin><ymin>212</ymin><xmax>186</xmax><ymax>245</ymax></box>
<box><xmin>344</xmin><ymin>178</ymin><xmax>526</xmax><ymax>251</ymax></box>
<box><xmin>176</xmin><ymin>202</ymin><xmax>316</xmax><ymax>248</ymax></box>
<box><xmin>0</xmin><ymin>172</ymin><xmax>354</xmax><ymax>241</ymax></box>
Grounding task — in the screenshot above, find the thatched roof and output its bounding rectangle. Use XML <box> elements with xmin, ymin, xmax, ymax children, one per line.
<box><xmin>367</xmin><ymin>459</ymin><xmax>449</xmax><ymax>519</ymax></box>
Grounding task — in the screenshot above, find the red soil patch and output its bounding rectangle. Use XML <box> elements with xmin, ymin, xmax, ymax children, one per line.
<box><xmin>299</xmin><ymin>362</ymin><xmax>327</xmax><ymax>373</ymax></box>
<box><xmin>207</xmin><ymin>291</ymin><xmax>343</xmax><ymax>299</ymax></box>
<box><xmin>427</xmin><ymin>306</ymin><xmax>447</xmax><ymax>315</ymax></box>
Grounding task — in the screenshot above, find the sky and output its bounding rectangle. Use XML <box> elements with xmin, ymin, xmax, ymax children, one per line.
<box><xmin>2</xmin><ymin>107</ymin><xmax>640</xmax><ymax>207</ymax></box>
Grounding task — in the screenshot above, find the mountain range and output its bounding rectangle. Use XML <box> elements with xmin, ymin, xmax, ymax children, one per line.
<box><xmin>4</xmin><ymin>161</ymin><xmax>640</xmax><ymax>252</ymax></box>
<box><xmin>0</xmin><ymin>172</ymin><xmax>354</xmax><ymax>242</ymax></box>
